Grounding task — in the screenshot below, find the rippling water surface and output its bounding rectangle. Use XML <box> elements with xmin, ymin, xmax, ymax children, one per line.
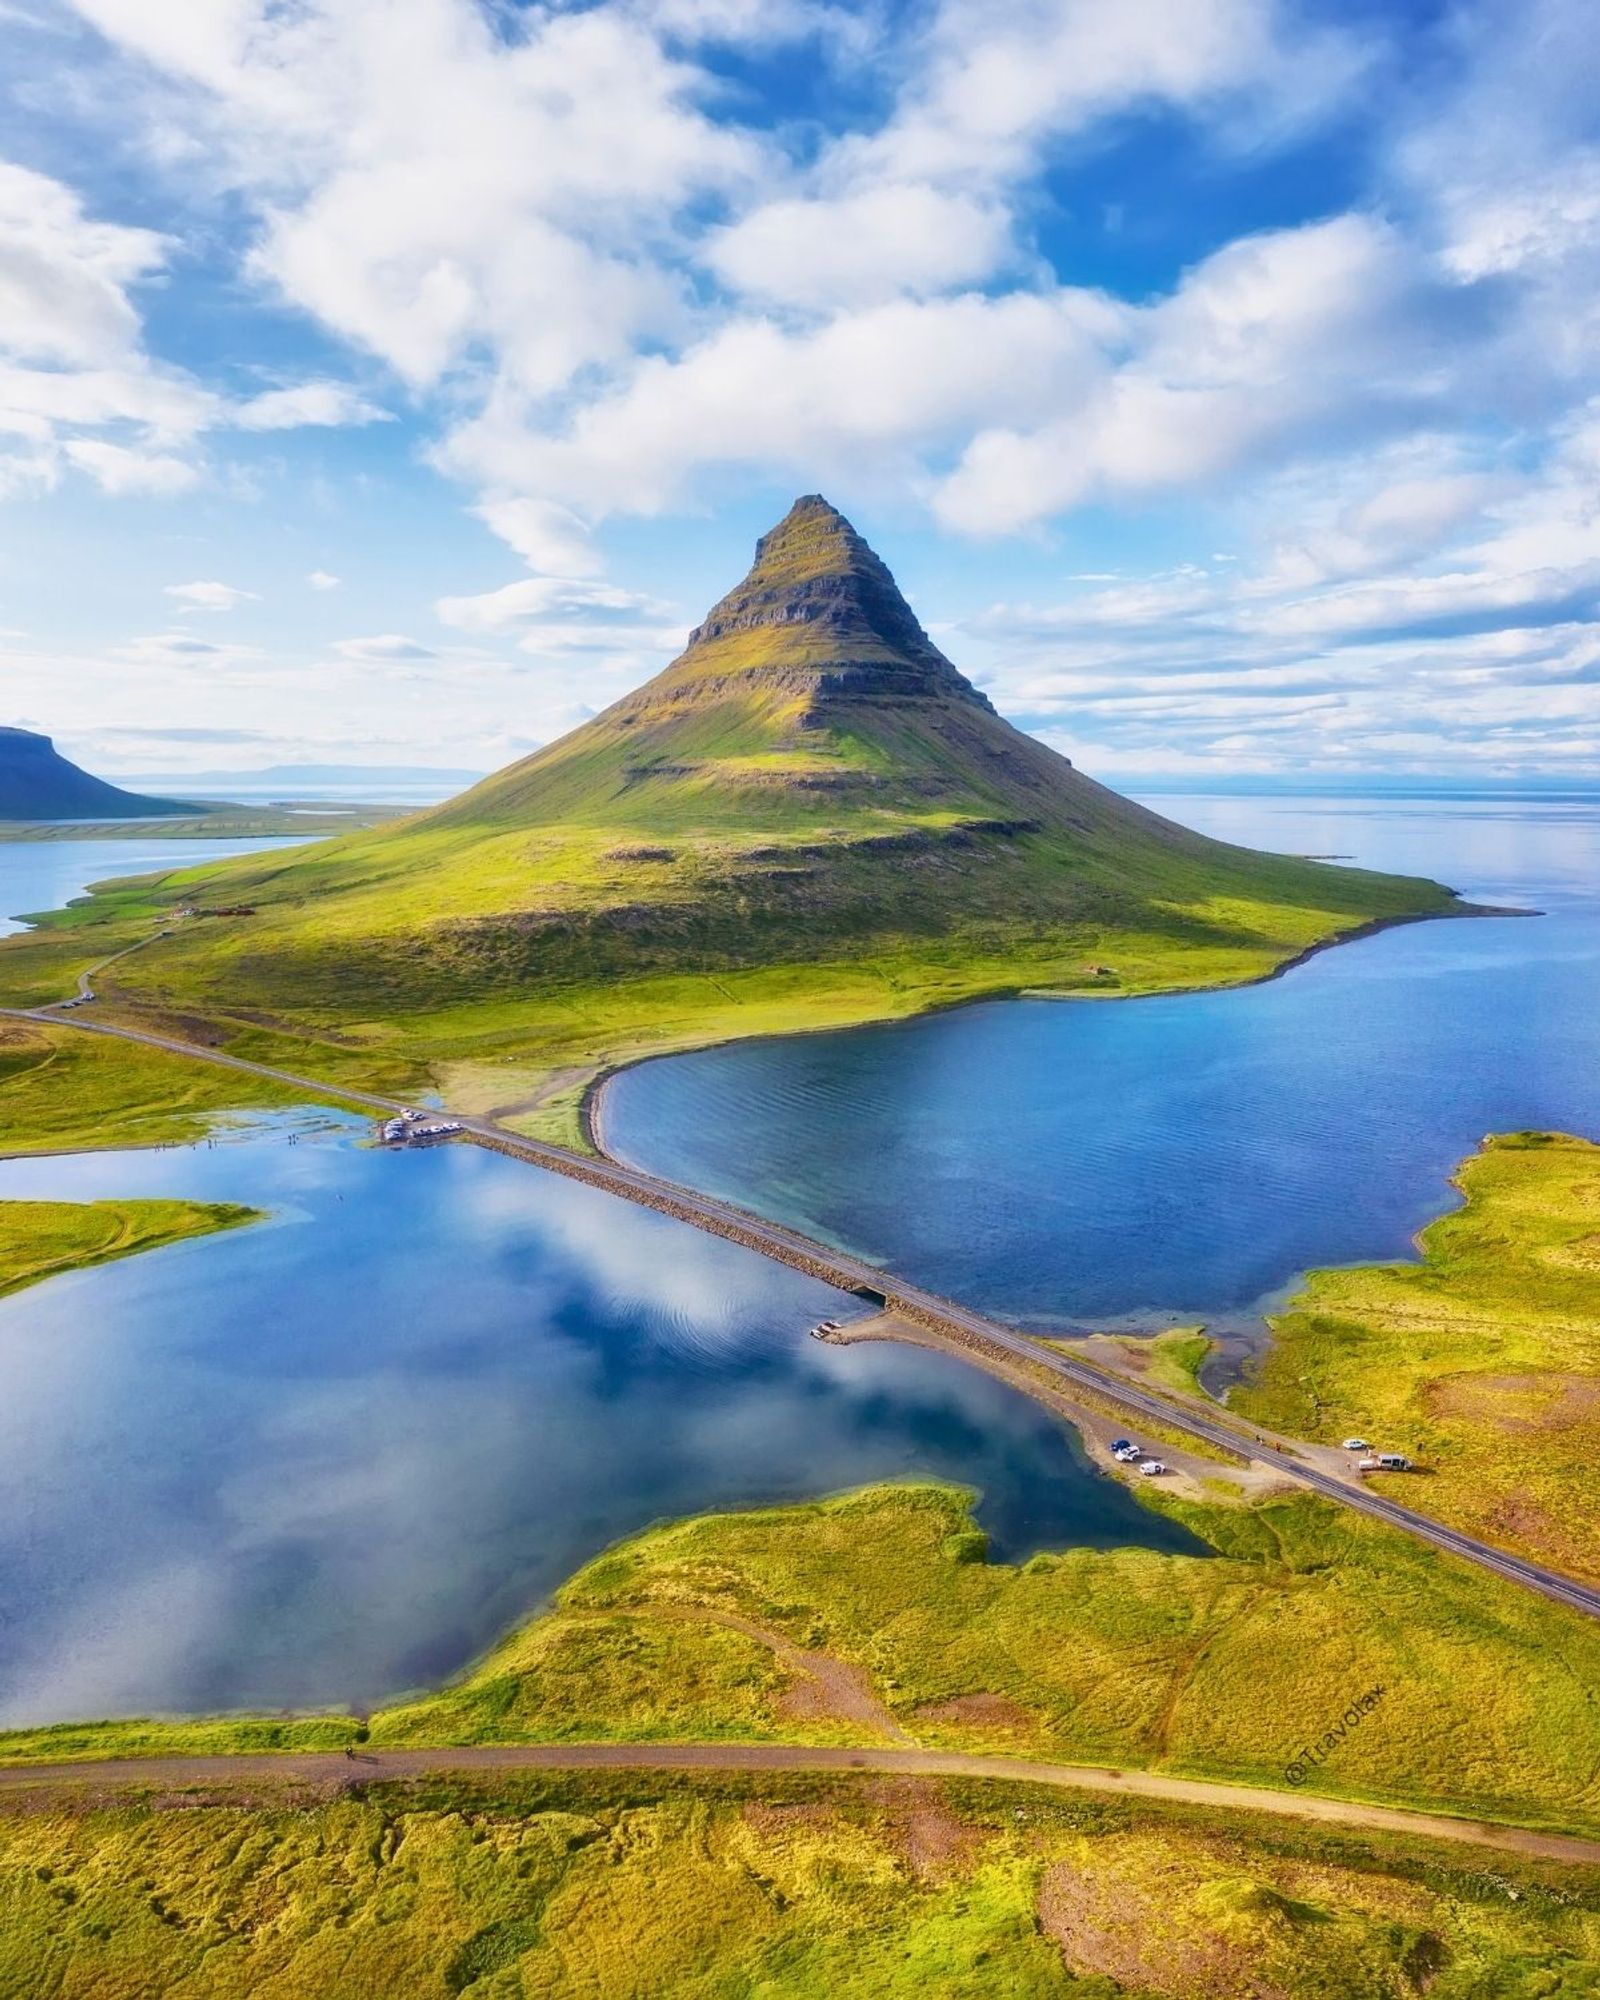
<box><xmin>602</xmin><ymin>795</ymin><xmax>1600</xmax><ymax>1333</ymax></box>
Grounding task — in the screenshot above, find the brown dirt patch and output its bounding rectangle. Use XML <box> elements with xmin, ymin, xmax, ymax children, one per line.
<box><xmin>740</xmin><ymin>1800</ymin><xmax>841</xmax><ymax>1845</ymax></box>
<box><xmin>1038</xmin><ymin>1858</ymin><xmax>1289</xmax><ymax>1999</ymax></box>
<box><xmin>1543</xmin><ymin>1230</ymin><xmax>1600</xmax><ymax>1270</ymax></box>
<box><xmin>646</xmin><ymin>1604</ymin><xmax>909</xmax><ymax>1741</ymax></box>
<box><xmin>863</xmin><ymin>1777</ymin><xmax>984</xmax><ymax>1884</ymax></box>
<box><xmin>1427</xmin><ymin>1371</ymin><xmax>1600</xmax><ymax>1434</ymax></box>
<box><xmin>911</xmin><ymin>1692</ymin><xmax>1036</xmax><ymax>1734</ymax></box>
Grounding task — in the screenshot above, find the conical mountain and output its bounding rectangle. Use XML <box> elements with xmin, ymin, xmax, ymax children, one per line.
<box><xmin>426</xmin><ymin>492</ymin><xmax>1164</xmax><ymax>838</ymax></box>
<box><xmin>78</xmin><ymin>497</ymin><xmax>1454</xmax><ymax>1099</ymax></box>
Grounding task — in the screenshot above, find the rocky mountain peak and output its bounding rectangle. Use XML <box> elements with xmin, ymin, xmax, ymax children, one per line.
<box><xmin>661</xmin><ymin>495</ymin><xmax>993</xmax><ymax>713</ymax></box>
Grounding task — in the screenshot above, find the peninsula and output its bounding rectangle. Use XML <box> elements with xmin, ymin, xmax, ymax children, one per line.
<box><xmin>0</xmin><ymin>499</ymin><xmax>1460</xmax><ymax>1138</ymax></box>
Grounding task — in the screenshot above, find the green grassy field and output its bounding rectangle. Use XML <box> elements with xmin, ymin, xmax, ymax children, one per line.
<box><xmin>1234</xmin><ymin>1132</ymin><xmax>1600</xmax><ymax>1584</ymax></box>
<box><xmin>9</xmin><ymin>1480</ymin><xmax>1600</xmax><ymax>1840</ymax></box>
<box><xmin>0</xmin><ymin>1019</ymin><xmax>343</xmax><ymax>1154</ymax></box>
<box><xmin>2</xmin><ymin>1769</ymin><xmax>1596</xmax><ymax>1998</ymax></box>
<box><xmin>0</xmin><ymin>1195</ymin><xmax>258</xmax><ymax>1300</ymax></box>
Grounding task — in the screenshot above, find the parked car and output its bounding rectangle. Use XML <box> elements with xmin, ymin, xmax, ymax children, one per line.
<box><xmin>1140</xmin><ymin>1460</ymin><xmax>1167</xmax><ymax>1477</ymax></box>
<box><xmin>1341</xmin><ymin>1437</ymin><xmax>1369</xmax><ymax>1451</ymax></box>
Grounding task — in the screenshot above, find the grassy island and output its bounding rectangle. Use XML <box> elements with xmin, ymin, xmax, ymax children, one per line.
<box><xmin>1236</xmin><ymin>1131</ymin><xmax>1600</xmax><ymax>1584</ymax></box>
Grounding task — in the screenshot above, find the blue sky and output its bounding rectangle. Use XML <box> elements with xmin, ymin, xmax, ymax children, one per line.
<box><xmin>1</xmin><ymin>0</ymin><xmax>1597</xmax><ymax>786</ymax></box>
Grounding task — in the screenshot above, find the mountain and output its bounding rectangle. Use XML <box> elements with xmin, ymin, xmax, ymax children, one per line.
<box><xmin>33</xmin><ymin>498</ymin><xmax>1458</xmax><ymax>1118</ymax></box>
<box><xmin>0</xmin><ymin>728</ymin><xmax>199</xmax><ymax>820</ymax></box>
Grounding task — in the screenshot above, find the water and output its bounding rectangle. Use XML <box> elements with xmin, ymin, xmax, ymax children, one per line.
<box><xmin>0</xmin><ymin>835</ymin><xmax>314</xmax><ymax>937</ymax></box>
<box><xmin>602</xmin><ymin>796</ymin><xmax>1600</xmax><ymax>1338</ymax></box>
<box><xmin>5</xmin><ymin>793</ymin><xmax>1594</xmax><ymax>1725</ymax></box>
<box><xmin>0</xmin><ymin>1117</ymin><xmax>1198</xmax><ymax>1725</ymax></box>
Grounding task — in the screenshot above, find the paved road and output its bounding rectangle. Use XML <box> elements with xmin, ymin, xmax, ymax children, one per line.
<box><xmin>1</xmin><ymin>1740</ymin><xmax>1597</xmax><ymax>1866</ymax></box>
<box><xmin>10</xmin><ymin>998</ymin><xmax>1600</xmax><ymax>1624</ymax></box>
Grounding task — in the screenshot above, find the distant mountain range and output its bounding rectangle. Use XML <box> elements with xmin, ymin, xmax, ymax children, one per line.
<box><xmin>125</xmin><ymin>764</ymin><xmax>488</xmax><ymax>801</ymax></box>
<box><xmin>0</xmin><ymin>728</ymin><xmax>200</xmax><ymax>820</ymax></box>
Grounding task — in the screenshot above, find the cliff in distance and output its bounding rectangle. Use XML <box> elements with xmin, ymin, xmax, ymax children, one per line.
<box><xmin>0</xmin><ymin>728</ymin><xmax>196</xmax><ymax>821</ymax></box>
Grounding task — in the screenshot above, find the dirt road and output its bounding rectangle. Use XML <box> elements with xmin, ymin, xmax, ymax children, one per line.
<box><xmin>1</xmin><ymin>1740</ymin><xmax>1597</xmax><ymax>1866</ymax></box>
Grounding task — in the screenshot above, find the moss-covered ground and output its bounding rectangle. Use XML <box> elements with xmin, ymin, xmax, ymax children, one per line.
<box><xmin>1235</xmin><ymin>1132</ymin><xmax>1600</xmax><ymax>1584</ymax></box>
<box><xmin>9</xmin><ymin>1480</ymin><xmax>1600</xmax><ymax>1840</ymax></box>
<box><xmin>0</xmin><ymin>1195</ymin><xmax>258</xmax><ymax>1300</ymax></box>
<box><xmin>1</xmin><ymin>1769</ymin><xmax>1596</xmax><ymax>1998</ymax></box>
<box><xmin>0</xmin><ymin>1019</ymin><xmax>339</xmax><ymax>1155</ymax></box>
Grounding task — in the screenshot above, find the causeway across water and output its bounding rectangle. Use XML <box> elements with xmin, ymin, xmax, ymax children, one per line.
<box><xmin>9</xmin><ymin>1000</ymin><xmax>1600</xmax><ymax>1626</ymax></box>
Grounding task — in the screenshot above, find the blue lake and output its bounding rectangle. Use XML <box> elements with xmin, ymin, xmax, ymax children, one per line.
<box><xmin>0</xmin><ymin>1115</ymin><xmax>1187</xmax><ymax>1725</ymax></box>
<box><xmin>2</xmin><ymin>792</ymin><xmax>1595</xmax><ymax>1725</ymax></box>
<box><xmin>0</xmin><ymin>834</ymin><xmax>313</xmax><ymax>938</ymax></box>
<box><xmin>602</xmin><ymin>795</ymin><xmax>1600</xmax><ymax>1341</ymax></box>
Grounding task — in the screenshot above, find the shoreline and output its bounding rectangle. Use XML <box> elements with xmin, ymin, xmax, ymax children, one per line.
<box><xmin>582</xmin><ymin>894</ymin><xmax>1519</xmax><ymax>1163</ymax></box>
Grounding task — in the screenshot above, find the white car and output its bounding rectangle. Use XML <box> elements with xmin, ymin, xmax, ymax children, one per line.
<box><xmin>1113</xmin><ymin>1445</ymin><xmax>1142</xmax><ymax>1462</ymax></box>
<box><xmin>1341</xmin><ymin>1437</ymin><xmax>1370</xmax><ymax>1451</ymax></box>
<box><xmin>1140</xmin><ymin>1460</ymin><xmax>1167</xmax><ymax>1477</ymax></box>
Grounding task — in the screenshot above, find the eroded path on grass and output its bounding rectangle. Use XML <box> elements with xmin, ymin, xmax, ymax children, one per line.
<box><xmin>2</xmin><ymin>1741</ymin><xmax>1598</xmax><ymax>1867</ymax></box>
<box><xmin>7</xmin><ymin>1003</ymin><xmax>1600</xmax><ymax>1626</ymax></box>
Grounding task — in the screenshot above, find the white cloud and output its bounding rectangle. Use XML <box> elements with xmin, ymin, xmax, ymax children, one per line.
<box><xmin>62</xmin><ymin>437</ymin><xmax>199</xmax><ymax>494</ymax></box>
<box><xmin>835</xmin><ymin>0</ymin><xmax>1364</xmax><ymax>191</ymax></box>
<box><xmin>936</xmin><ymin>215</ymin><xmax>1424</xmax><ymax>534</ymax></box>
<box><xmin>707</xmin><ymin>185</ymin><xmax>1013</xmax><ymax>308</ymax></box>
<box><xmin>112</xmin><ymin>631</ymin><xmax>242</xmax><ymax>663</ymax></box>
<box><xmin>471</xmin><ymin>495</ymin><xmax>603</xmax><ymax>575</ymax></box>
<box><xmin>437</xmin><ymin>577</ymin><xmax>674</xmax><ymax>635</ymax></box>
<box><xmin>231</xmin><ymin>380</ymin><xmax>390</xmax><ymax>430</ymax></box>
<box><xmin>164</xmin><ymin>579</ymin><xmax>258</xmax><ymax>613</ymax></box>
<box><xmin>307</xmin><ymin>569</ymin><xmax>340</xmax><ymax>590</ymax></box>
<box><xmin>437</xmin><ymin>574</ymin><xmax>686</xmax><ymax>660</ymax></box>
<box><xmin>332</xmin><ymin>633</ymin><xmax>438</xmax><ymax>662</ymax></box>
<box><xmin>0</xmin><ymin>158</ymin><xmax>168</xmax><ymax>367</ymax></box>
<box><xmin>444</xmin><ymin>288</ymin><xmax>1122</xmax><ymax>520</ymax></box>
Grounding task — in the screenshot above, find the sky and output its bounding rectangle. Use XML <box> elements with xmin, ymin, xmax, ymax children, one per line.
<box><xmin>1</xmin><ymin>0</ymin><xmax>1598</xmax><ymax>788</ymax></box>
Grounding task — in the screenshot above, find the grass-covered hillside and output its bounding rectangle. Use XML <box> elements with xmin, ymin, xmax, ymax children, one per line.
<box><xmin>0</xmin><ymin>499</ymin><xmax>1459</xmax><ymax>1130</ymax></box>
<box><xmin>1236</xmin><ymin>1131</ymin><xmax>1600</xmax><ymax>1584</ymax></box>
<box><xmin>5</xmin><ymin>1769</ymin><xmax>1597</xmax><ymax>1999</ymax></box>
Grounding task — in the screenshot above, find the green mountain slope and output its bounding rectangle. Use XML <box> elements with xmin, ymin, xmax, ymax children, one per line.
<box><xmin>10</xmin><ymin>498</ymin><xmax>1461</xmax><ymax>1126</ymax></box>
<box><xmin>0</xmin><ymin>728</ymin><xmax>197</xmax><ymax>820</ymax></box>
